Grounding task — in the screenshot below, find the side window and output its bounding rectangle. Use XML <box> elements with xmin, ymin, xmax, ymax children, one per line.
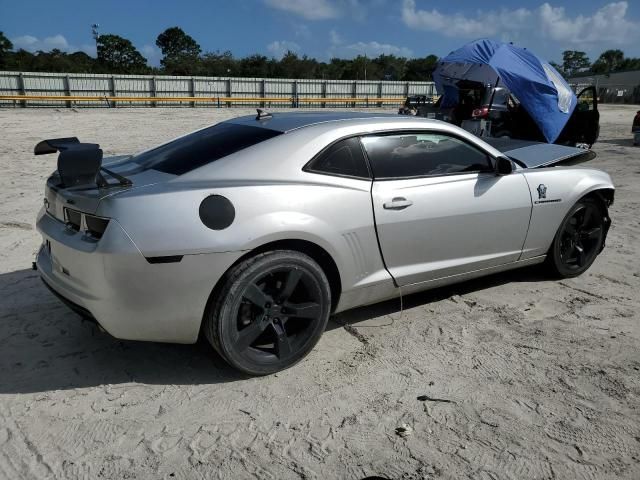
<box><xmin>577</xmin><ymin>87</ymin><xmax>596</xmax><ymax>112</ymax></box>
<box><xmin>361</xmin><ymin>133</ymin><xmax>492</xmax><ymax>179</ymax></box>
<box><xmin>307</xmin><ymin>137</ymin><xmax>370</xmax><ymax>179</ymax></box>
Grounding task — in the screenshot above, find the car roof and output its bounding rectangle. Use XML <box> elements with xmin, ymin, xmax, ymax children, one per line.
<box><xmin>225</xmin><ymin>111</ymin><xmax>419</xmax><ymax>133</ymax></box>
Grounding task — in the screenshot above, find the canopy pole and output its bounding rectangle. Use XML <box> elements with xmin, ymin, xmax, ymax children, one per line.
<box><xmin>487</xmin><ymin>76</ymin><xmax>500</xmax><ymax>113</ymax></box>
<box><xmin>485</xmin><ymin>76</ymin><xmax>500</xmax><ymax>136</ymax></box>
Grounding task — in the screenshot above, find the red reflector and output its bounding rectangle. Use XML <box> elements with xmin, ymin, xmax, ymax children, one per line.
<box><xmin>472</xmin><ymin>107</ymin><xmax>489</xmax><ymax>118</ymax></box>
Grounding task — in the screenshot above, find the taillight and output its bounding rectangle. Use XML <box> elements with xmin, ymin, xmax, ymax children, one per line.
<box><xmin>63</xmin><ymin>208</ymin><xmax>81</xmax><ymax>232</ymax></box>
<box><xmin>63</xmin><ymin>208</ymin><xmax>110</xmax><ymax>239</ymax></box>
<box><xmin>472</xmin><ymin>107</ymin><xmax>489</xmax><ymax>118</ymax></box>
<box><xmin>85</xmin><ymin>215</ymin><xmax>110</xmax><ymax>239</ymax></box>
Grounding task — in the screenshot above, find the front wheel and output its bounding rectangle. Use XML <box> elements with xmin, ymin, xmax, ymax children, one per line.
<box><xmin>547</xmin><ymin>198</ymin><xmax>606</xmax><ymax>278</ymax></box>
<box><xmin>204</xmin><ymin>250</ymin><xmax>331</xmax><ymax>375</ymax></box>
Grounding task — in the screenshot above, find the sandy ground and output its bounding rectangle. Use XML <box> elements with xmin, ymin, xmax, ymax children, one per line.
<box><xmin>0</xmin><ymin>105</ymin><xmax>639</xmax><ymax>480</ymax></box>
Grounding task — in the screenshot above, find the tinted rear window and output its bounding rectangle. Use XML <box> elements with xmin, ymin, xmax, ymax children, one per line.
<box><xmin>306</xmin><ymin>137</ymin><xmax>370</xmax><ymax>179</ymax></box>
<box><xmin>130</xmin><ymin>123</ymin><xmax>282</xmax><ymax>175</ymax></box>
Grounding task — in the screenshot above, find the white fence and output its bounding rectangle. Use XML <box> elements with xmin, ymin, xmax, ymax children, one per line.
<box><xmin>0</xmin><ymin>71</ymin><xmax>436</xmax><ymax>108</ymax></box>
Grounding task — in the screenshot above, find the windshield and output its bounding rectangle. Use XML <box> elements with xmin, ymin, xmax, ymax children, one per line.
<box><xmin>129</xmin><ymin>123</ymin><xmax>282</xmax><ymax>175</ymax></box>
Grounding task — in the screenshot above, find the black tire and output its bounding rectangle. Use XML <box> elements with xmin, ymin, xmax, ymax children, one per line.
<box><xmin>547</xmin><ymin>198</ymin><xmax>606</xmax><ymax>278</ymax></box>
<box><xmin>204</xmin><ymin>250</ymin><xmax>331</xmax><ymax>375</ymax></box>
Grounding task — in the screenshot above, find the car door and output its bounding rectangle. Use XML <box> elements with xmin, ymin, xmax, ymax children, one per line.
<box><xmin>362</xmin><ymin>131</ymin><xmax>532</xmax><ymax>287</ymax></box>
<box><xmin>569</xmin><ymin>86</ymin><xmax>600</xmax><ymax>146</ymax></box>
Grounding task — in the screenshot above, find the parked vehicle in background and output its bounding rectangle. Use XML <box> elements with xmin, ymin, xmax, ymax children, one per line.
<box><xmin>423</xmin><ymin>39</ymin><xmax>600</xmax><ymax>148</ymax></box>
<box><xmin>398</xmin><ymin>95</ymin><xmax>434</xmax><ymax>116</ymax></box>
<box><xmin>633</xmin><ymin>110</ymin><xmax>640</xmax><ymax>145</ymax></box>
<box><xmin>405</xmin><ymin>81</ymin><xmax>600</xmax><ymax>147</ymax></box>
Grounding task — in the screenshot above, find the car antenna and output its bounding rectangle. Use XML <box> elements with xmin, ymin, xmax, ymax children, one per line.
<box><xmin>256</xmin><ymin>108</ymin><xmax>272</xmax><ymax>120</ymax></box>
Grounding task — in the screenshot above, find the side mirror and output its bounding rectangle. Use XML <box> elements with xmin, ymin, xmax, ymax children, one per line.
<box><xmin>495</xmin><ymin>156</ymin><xmax>513</xmax><ymax>176</ymax></box>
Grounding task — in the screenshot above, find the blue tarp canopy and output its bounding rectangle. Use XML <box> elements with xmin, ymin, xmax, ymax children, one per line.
<box><xmin>433</xmin><ymin>39</ymin><xmax>576</xmax><ymax>143</ymax></box>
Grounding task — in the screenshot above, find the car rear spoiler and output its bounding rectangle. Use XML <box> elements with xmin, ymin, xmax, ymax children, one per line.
<box><xmin>34</xmin><ymin>137</ymin><xmax>131</xmax><ymax>188</ymax></box>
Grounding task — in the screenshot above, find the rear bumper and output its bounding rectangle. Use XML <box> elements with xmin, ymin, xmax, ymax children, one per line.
<box><xmin>36</xmin><ymin>208</ymin><xmax>244</xmax><ymax>343</ymax></box>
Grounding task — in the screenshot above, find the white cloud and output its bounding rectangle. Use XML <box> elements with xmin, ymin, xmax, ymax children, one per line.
<box><xmin>328</xmin><ymin>31</ymin><xmax>413</xmax><ymax>58</ymax></box>
<box><xmin>401</xmin><ymin>0</ymin><xmax>640</xmax><ymax>47</ymax></box>
<box><xmin>293</xmin><ymin>23</ymin><xmax>312</xmax><ymax>39</ymax></box>
<box><xmin>339</xmin><ymin>41</ymin><xmax>413</xmax><ymax>58</ymax></box>
<box><xmin>329</xmin><ymin>29</ymin><xmax>343</xmax><ymax>46</ymax></box>
<box><xmin>41</xmin><ymin>34</ymin><xmax>69</xmax><ymax>50</ymax></box>
<box><xmin>141</xmin><ymin>44</ymin><xmax>162</xmax><ymax>66</ymax></box>
<box><xmin>538</xmin><ymin>2</ymin><xmax>638</xmax><ymax>44</ymax></box>
<box><xmin>401</xmin><ymin>0</ymin><xmax>530</xmax><ymax>38</ymax></box>
<box><xmin>11</xmin><ymin>35</ymin><xmax>39</xmax><ymax>49</ymax></box>
<box><xmin>264</xmin><ymin>0</ymin><xmax>339</xmax><ymax>20</ymax></box>
<box><xmin>264</xmin><ymin>0</ymin><xmax>368</xmax><ymax>20</ymax></box>
<box><xmin>11</xmin><ymin>34</ymin><xmax>96</xmax><ymax>56</ymax></box>
<box><xmin>267</xmin><ymin>40</ymin><xmax>301</xmax><ymax>58</ymax></box>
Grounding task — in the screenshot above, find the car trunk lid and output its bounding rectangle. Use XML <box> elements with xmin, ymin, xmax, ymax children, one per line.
<box><xmin>44</xmin><ymin>155</ymin><xmax>174</xmax><ymax>222</ymax></box>
<box><xmin>483</xmin><ymin>138</ymin><xmax>596</xmax><ymax>168</ymax></box>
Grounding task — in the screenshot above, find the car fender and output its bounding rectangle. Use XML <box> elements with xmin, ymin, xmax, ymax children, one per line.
<box><xmin>520</xmin><ymin>167</ymin><xmax>614</xmax><ymax>259</ymax></box>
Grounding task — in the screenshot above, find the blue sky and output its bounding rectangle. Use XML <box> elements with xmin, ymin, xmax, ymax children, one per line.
<box><xmin>2</xmin><ymin>0</ymin><xmax>639</xmax><ymax>66</ymax></box>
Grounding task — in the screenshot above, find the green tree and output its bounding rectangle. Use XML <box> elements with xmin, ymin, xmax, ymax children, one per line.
<box><xmin>199</xmin><ymin>50</ymin><xmax>236</xmax><ymax>76</ymax></box>
<box><xmin>156</xmin><ymin>27</ymin><xmax>201</xmax><ymax>74</ymax></box>
<box><xmin>403</xmin><ymin>55</ymin><xmax>439</xmax><ymax>81</ymax></box>
<box><xmin>238</xmin><ymin>54</ymin><xmax>277</xmax><ymax>77</ymax></box>
<box><xmin>96</xmin><ymin>34</ymin><xmax>148</xmax><ymax>73</ymax></box>
<box><xmin>275</xmin><ymin>51</ymin><xmax>319</xmax><ymax>79</ymax></box>
<box><xmin>561</xmin><ymin>50</ymin><xmax>590</xmax><ymax>76</ymax></box>
<box><xmin>591</xmin><ymin>49</ymin><xmax>625</xmax><ymax>74</ymax></box>
<box><xmin>620</xmin><ymin>57</ymin><xmax>640</xmax><ymax>71</ymax></box>
<box><xmin>340</xmin><ymin>55</ymin><xmax>376</xmax><ymax>80</ymax></box>
<box><xmin>372</xmin><ymin>54</ymin><xmax>407</xmax><ymax>81</ymax></box>
<box><xmin>0</xmin><ymin>31</ymin><xmax>13</xmax><ymax>69</ymax></box>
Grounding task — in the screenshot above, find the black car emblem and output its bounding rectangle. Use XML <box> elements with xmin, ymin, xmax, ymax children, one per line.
<box><xmin>537</xmin><ymin>184</ymin><xmax>547</xmax><ymax>199</ymax></box>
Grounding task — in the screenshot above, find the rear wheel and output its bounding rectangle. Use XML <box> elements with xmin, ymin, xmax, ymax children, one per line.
<box><xmin>547</xmin><ymin>198</ymin><xmax>605</xmax><ymax>278</ymax></box>
<box><xmin>204</xmin><ymin>250</ymin><xmax>331</xmax><ymax>375</ymax></box>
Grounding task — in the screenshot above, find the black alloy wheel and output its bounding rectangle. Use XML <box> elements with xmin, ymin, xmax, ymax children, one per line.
<box><xmin>205</xmin><ymin>250</ymin><xmax>331</xmax><ymax>375</ymax></box>
<box><xmin>549</xmin><ymin>198</ymin><xmax>606</xmax><ymax>277</ymax></box>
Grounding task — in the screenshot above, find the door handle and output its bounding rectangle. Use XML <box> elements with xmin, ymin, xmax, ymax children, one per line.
<box><xmin>383</xmin><ymin>197</ymin><xmax>413</xmax><ymax>210</ymax></box>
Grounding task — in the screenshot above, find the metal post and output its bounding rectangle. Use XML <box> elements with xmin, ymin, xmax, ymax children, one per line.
<box><xmin>292</xmin><ymin>80</ymin><xmax>298</xmax><ymax>108</ymax></box>
<box><xmin>190</xmin><ymin>77</ymin><xmax>196</xmax><ymax>107</ymax></box>
<box><xmin>321</xmin><ymin>80</ymin><xmax>327</xmax><ymax>108</ymax></box>
<box><xmin>226</xmin><ymin>78</ymin><xmax>232</xmax><ymax>107</ymax></box>
<box><xmin>63</xmin><ymin>75</ymin><xmax>72</xmax><ymax>108</ymax></box>
<box><xmin>260</xmin><ymin>79</ymin><xmax>266</xmax><ymax>108</ymax></box>
<box><xmin>377</xmin><ymin>82</ymin><xmax>383</xmax><ymax>108</ymax></box>
<box><xmin>17</xmin><ymin>73</ymin><xmax>26</xmax><ymax>107</ymax></box>
<box><xmin>151</xmin><ymin>77</ymin><xmax>157</xmax><ymax>107</ymax></box>
<box><xmin>352</xmin><ymin>81</ymin><xmax>357</xmax><ymax>108</ymax></box>
<box><xmin>109</xmin><ymin>76</ymin><xmax>116</xmax><ymax>108</ymax></box>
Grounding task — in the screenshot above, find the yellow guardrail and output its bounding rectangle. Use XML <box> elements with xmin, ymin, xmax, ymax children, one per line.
<box><xmin>0</xmin><ymin>95</ymin><xmax>406</xmax><ymax>104</ymax></box>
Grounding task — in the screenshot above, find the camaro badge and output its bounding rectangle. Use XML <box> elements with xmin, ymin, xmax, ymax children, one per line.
<box><xmin>537</xmin><ymin>184</ymin><xmax>547</xmax><ymax>199</ymax></box>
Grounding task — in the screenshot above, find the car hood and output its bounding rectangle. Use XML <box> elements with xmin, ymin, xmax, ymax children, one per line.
<box><xmin>483</xmin><ymin>138</ymin><xmax>596</xmax><ymax>168</ymax></box>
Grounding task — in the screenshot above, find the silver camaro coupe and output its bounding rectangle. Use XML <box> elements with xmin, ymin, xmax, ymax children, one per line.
<box><xmin>34</xmin><ymin>111</ymin><xmax>614</xmax><ymax>374</ymax></box>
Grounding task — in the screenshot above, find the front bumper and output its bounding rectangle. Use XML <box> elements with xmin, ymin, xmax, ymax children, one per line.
<box><xmin>36</xmin><ymin>208</ymin><xmax>244</xmax><ymax>343</ymax></box>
